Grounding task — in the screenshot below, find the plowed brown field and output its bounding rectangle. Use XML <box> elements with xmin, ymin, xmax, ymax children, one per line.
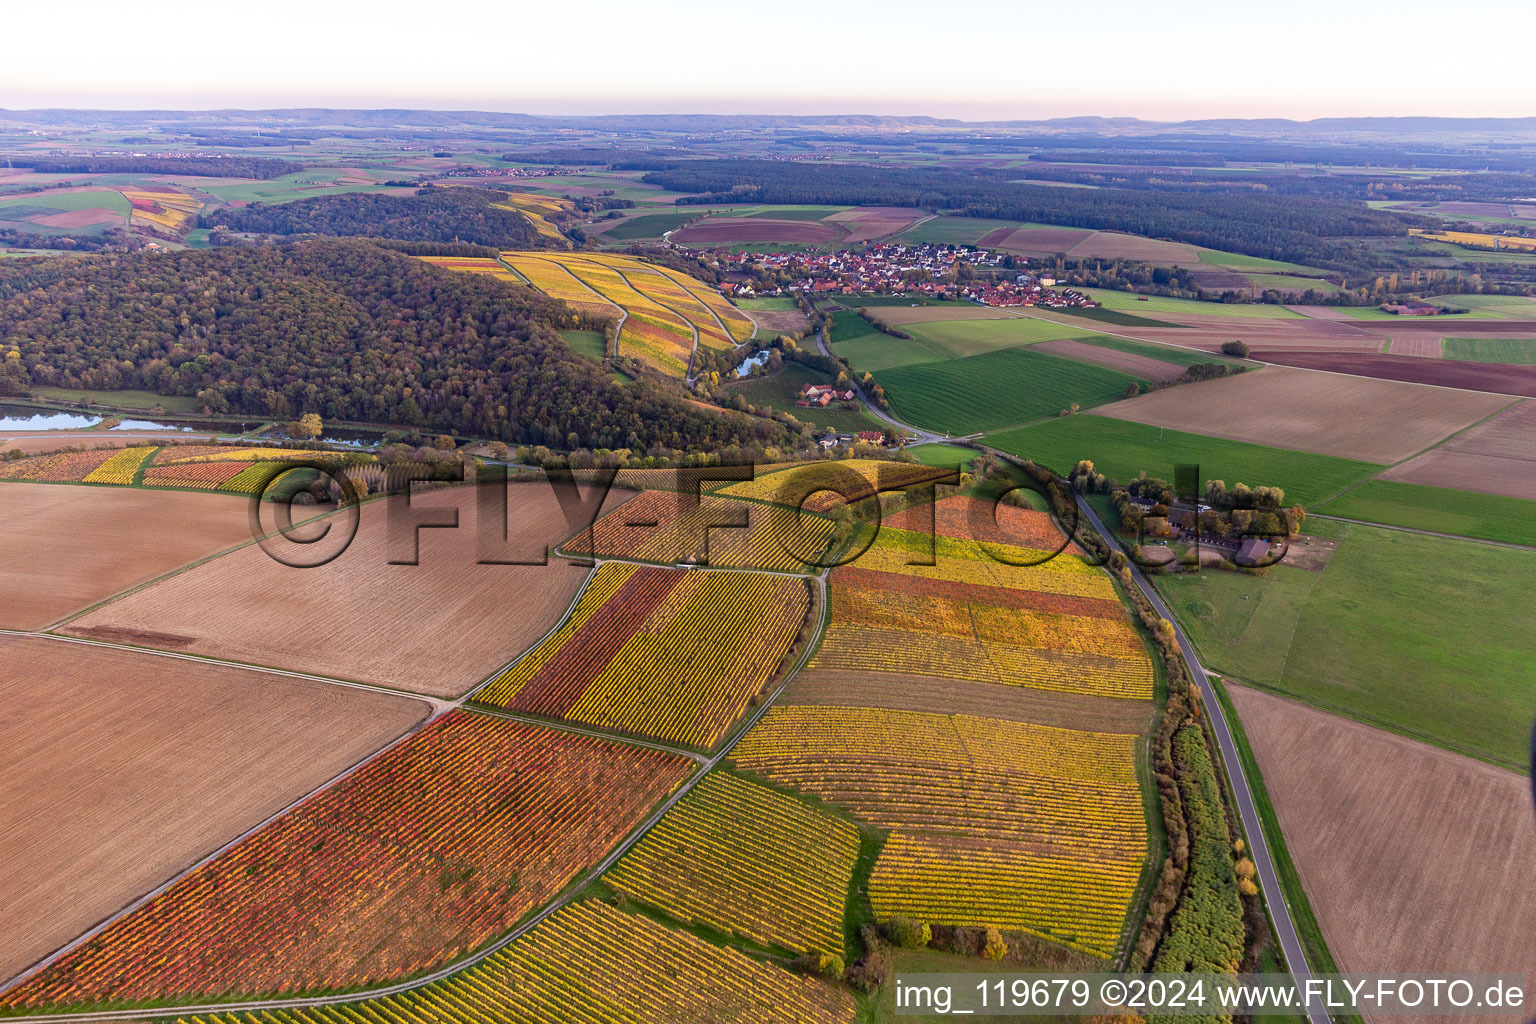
<box><xmin>0</xmin><ymin>485</ymin><xmax>254</xmax><ymax>629</ymax></box>
<box><xmin>1253</xmin><ymin>350</ymin><xmax>1536</xmax><ymax>396</ymax></box>
<box><xmin>1090</xmin><ymin>365</ymin><xmax>1511</xmax><ymax>462</ymax></box>
<box><xmin>1229</xmin><ymin>685</ymin><xmax>1536</xmax><ymax>1022</ymax></box>
<box><xmin>63</xmin><ymin>483</ymin><xmax>630</xmax><ymax>696</ymax></box>
<box><xmin>1378</xmin><ymin>400</ymin><xmax>1536</xmax><ymax>499</ymax></box>
<box><xmin>0</xmin><ymin>635</ymin><xmax>426</xmax><ymax>983</ymax></box>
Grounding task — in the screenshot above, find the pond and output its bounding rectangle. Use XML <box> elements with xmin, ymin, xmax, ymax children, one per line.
<box><xmin>734</xmin><ymin>351</ymin><xmax>771</xmax><ymax>378</ymax></box>
<box><xmin>111</xmin><ymin>418</ymin><xmax>196</xmax><ymax>432</ymax></box>
<box><xmin>0</xmin><ymin>405</ymin><xmax>99</xmax><ymax>431</ymax></box>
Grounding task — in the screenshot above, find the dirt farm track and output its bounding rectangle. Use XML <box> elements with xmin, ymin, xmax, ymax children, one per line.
<box><xmin>1228</xmin><ymin>685</ymin><xmax>1536</xmax><ymax>1024</ymax></box>
<box><xmin>0</xmin><ymin>635</ymin><xmax>426</xmax><ymax>983</ymax></box>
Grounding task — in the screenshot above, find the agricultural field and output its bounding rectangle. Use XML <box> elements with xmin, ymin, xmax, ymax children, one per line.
<box><xmin>0</xmin><ymin>446</ymin><xmax>129</xmax><ymax>483</ymax></box>
<box><xmin>1375</xmin><ymin>399</ymin><xmax>1536</xmax><ymax>501</ymax></box>
<box><xmin>62</xmin><ymin>485</ymin><xmax>618</xmax><ymax>696</ymax></box>
<box><xmin>733</xmin><ymin>706</ymin><xmax>1146</xmax><ymax>956</ymax></box>
<box><xmin>605</xmin><ymin>771</ymin><xmax>860</xmax><ymax>955</ymax></box>
<box><xmin>1442</xmin><ymin>336</ymin><xmax>1536</xmax><ymax>363</ymax></box>
<box><xmin>1033</xmin><ymin>338</ymin><xmax>1186</xmax><ymax>382</ymax></box>
<box><xmin>714</xmin><ymin>458</ymin><xmax>953</xmax><ymax>511</ymax></box>
<box><xmin>0</xmin><ymin>635</ymin><xmax>427</xmax><ymax>984</ymax></box>
<box><xmin>563</xmin><ymin>487</ymin><xmax>838</xmax><ymax>570</ymax></box>
<box><xmin>489</xmin><ymin>190</ymin><xmax>574</xmax><ymax>243</ymax></box>
<box><xmin>0</xmin><ymin>485</ymin><xmax>254</xmax><ymax>629</ymax></box>
<box><xmin>1314</xmin><ymin>478</ymin><xmax>1536</xmax><ymax>546</ymax></box>
<box><xmin>1076</xmin><ymin>288</ymin><xmax>1307</xmax><ymax>319</ymax></box>
<box><xmin>502</xmin><ymin>252</ymin><xmax>752</xmax><ymax>374</ymax></box>
<box><xmin>726</xmin><ymin>363</ymin><xmax>887</xmax><ymax>434</ymax></box>
<box><xmin>413</xmin><ymin>254</ymin><xmax>523</xmax><ymax>282</ymax></box>
<box><xmin>986</xmin><ymin>415</ymin><xmax>1383</xmax><ymax>507</ymax></box>
<box><xmin>0</xmin><ymin>187</ymin><xmax>130</xmax><ymax>233</ymax></box>
<box><xmin>812</xmin><ymin>548</ymin><xmax>1154</xmax><ymax>700</ymax></box>
<box><xmin>892</xmin><ymin>315</ymin><xmax>1101</xmax><ymax>357</ymax></box>
<box><xmin>165</xmin><ymin>899</ymin><xmax>855</xmax><ymax>1024</ymax></box>
<box><xmin>474</xmin><ymin>562</ymin><xmax>812</xmax><ymax>749</ymax></box>
<box><xmin>121</xmin><ymin>186</ymin><xmax>202</xmax><ymax>233</ymax></box>
<box><xmin>878</xmin><ymin>346</ymin><xmax>1148</xmax><ymax>435</ymax></box>
<box><xmin>1159</xmin><ymin>519</ymin><xmax>1536</xmax><ymax>768</ymax></box>
<box><xmin>1229</xmin><ymin>686</ymin><xmax>1536</xmax><ymax>1010</ymax></box>
<box><xmin>1089</xmin><ymin>365</ymin><xmax>1513</xmax><ymax>463</ymax></box>
<box><xmin>2</xmin><ymin>711</ymin><xmax>691</xmax><ymax>1007</ymax></box>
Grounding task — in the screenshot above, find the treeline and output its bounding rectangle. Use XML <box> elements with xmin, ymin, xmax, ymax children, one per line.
<box><xmin>644</xmin><ymin>159</ymin><xmax>1421</xmax><ymax>268</ymax></box>
<box><xmin>202</xmin><ymin>187</ymin><xmax>551</xmax><ymax>249</ymax></box>
<box><xmin>369</xmin><ymin>240</ymin><xmax>501</xmax><ymax>258</ymax></box>
<box><xmin>0</xmin><ymin>239</ymin><xmax>789</xmax><ymax>453</ymax></box>
<box><xmin>16</xmin><ymin>155</ymin><xmax>304</xmax><ymax>179</ymax></box>
<box><xmin>0</xmin><ymin>228</ymin><xmax>122</xmax><ymax>252</ymax></box>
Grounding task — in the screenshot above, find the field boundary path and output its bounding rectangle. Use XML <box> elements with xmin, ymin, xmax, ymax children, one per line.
<box><xmin>1072</xmin><ymin>499</ymin><xmax>1331</xmax><ymax>1024</ymax></box>
<box><xmin>0</xmin><ymin>564</ymin><xmax>829</xmax><ymax>1023</ymax></box>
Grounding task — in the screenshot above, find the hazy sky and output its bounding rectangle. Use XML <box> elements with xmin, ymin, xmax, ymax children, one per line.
<box><xmin>4</xmin><ymin>0</ymin><xmax>1532</xmax><ymax>119</ymax></box>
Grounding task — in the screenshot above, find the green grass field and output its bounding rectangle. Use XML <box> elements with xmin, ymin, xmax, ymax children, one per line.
<box><xmin>28</xmin><ymin>387</ymin><xmax>201</xmax><ymax>413</ymax></box>
<box><xmin>897</xmin><ymin>316</ymin><xmax>1098</xmax><ymax>357</ymax></box>
<box><xmin>1159</xmin><ymin>519</ymin><xmax>1536</xmax><ymax>769</ymax></box>
<box><xmin>1314</xmin><ymin>478</ymin><xmax>1536</xmax><ymax>546</ymax></box>
<box><xmin>739</xmin><ymin>205</ymin><xmax>848</xmax><ymax>220</ymax></box>
<box><xmin>878</xmin><ymin>347</ymin><xmax>1146</xmax><ymax>435</ymax></box>
<box><xmin>893</xmin><ymin>215</ymin><xmax>1022</xmax><ymax>245</ymax></box>
<box><xmin>558</xmin><ymin>329</ymin><xmax>608</xmax><ymax>362</ymax></box>
<box><xmin>830</xmin><ymin>312</ymin><xmax>955</xmax><ymax>371</ymax></box>
<box><xmin>733</xmin><ymin>296</ymin><xmax>799</xmax><ymax>311</ymax></box>
<box><xmin>726</xmin><ymin>363</ymin><xmax>884</xmax><ymax>434</ymax></box>
<box><xmin>985</xmin><ymin>416</ymin><xmax>1382</xmax><ymax>507</ymax></box>
<box><xmin>1443</xmin><ymin>337</ymin><xmax>1536</xmax><ymax>363</ymax></box>
<box><xmin>0</xmin><ymin>189</ymin><xmax>131</xmax><ymax>216</ymax></box>
<box><xmin>1078</xmin><ymin>288</ymin><xmax>1305</xmax><ymax>319</ymax></box>
<box><xmin>1246</xmin><ymin>273</ymin><xmax>1341</xmax><ymax>293</ymax></box>
<box><xmin>598</xmin><ymin>211</ymin><xmax>698</xmax><ymax>240</ymax></box>
<box><xmin>1068</xmin><ymin>333</ymin><xmax>1243</xmax><ymax>369</ymax></box>
<box><xmin>1196</xmin><ymin>250</ymin><xmax>1324</xmax><ymax>273</ymax></box>
<box><xmin>904</xmin><ymin>442</ymin><xmax>979</xmax><ymax>468</ymax></box>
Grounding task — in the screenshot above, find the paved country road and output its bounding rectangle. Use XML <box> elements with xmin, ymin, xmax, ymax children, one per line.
<box><xmin>1074</xmin><ymin>498</ymin><xmax>1331</xmax><ymax>1024</ymax></box>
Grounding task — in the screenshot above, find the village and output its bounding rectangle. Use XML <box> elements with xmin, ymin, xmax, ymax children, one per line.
<box><xmin>713</xmin><ymin>242</ymin><xmax>1102</xmax><ymax>309</ymax></box>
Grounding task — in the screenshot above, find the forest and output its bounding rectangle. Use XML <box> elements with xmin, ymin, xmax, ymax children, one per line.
<box><xmin>0</xmin><ymin>240</ymin><xmax>786</xmax><ymax>453</ymax></box>
<box><xmin>644</xmin><ymin>159</ymin><xmax>1429</xmax><ymax>267</ymax></box>
<box><xmin>13</xmin><ymin>155</ymin><xmax>304</xmax><ymax>179</ymax></box>
<box><xmin>203</xmin><ymin>188</ymin><xmax>552</xmax><ymax>248</ymax></box>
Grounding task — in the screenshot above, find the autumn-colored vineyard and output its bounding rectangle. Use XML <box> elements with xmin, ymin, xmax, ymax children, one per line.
<box><xmin>731</xmin><ymin>705</ymin><xmax>1146</xmax><ymax>956</ymax></box>
<box><xmin>168</xmin><ymin>900</ymin><xmax>854</xmax><ymax>1024</ymax></box>
<box><xmin>716</xmin><ymin>458</ymin><xmax>954</xmax><ymax>512</ymax></box>
<box><xmin>563</xmin><ymin>488</ymin><xmax>837</xmax><ymax>571</ymax></box>
<box><xmin>0</xmin><ymin>448</ymin><xmax>121</xmax><ymax>483</ymax></box>
<box><xmin>606</xmin><ymin>771</ymin><xmax>860</xmax><ymax>955</ymax></box>
<box><xmin>80</xmin><ymin>446</ymin><xmax>154</xmax><ymax>485</ymax></box>
<box><xmin>0</xmin><ymin>712</ymin><xmax>691</xmax><ymax>1008</ymax></box>
<box><xmin>475</xmin><ymin>563</ymin><xmax>811</xmax><ymax>749</ymax></box>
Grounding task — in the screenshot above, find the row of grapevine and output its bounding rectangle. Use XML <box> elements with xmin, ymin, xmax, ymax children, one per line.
<box><xmin>2</xmin><ymin>712</ymin><xmax>691</xmax><ymax>1009</ymax></box>
<box><xmin>605</xmin><ymin>772</ymin><xmax>860</xmax><ymax>954</ymax></box>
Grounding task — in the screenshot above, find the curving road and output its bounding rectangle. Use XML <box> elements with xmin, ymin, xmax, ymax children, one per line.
<box><xmin>1074</xmin><ymin>498</ymin><xmax>1330</xmax><ymax>1024</ymax></box>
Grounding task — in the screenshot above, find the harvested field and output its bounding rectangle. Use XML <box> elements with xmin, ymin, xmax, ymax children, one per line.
<box><xmin>0</xmin><ymin>485</ymin><xmax>254</xmax><ymax>630</ymax></box>
<box><xmin>824</xmin><ymin>206</ymin><xmax>925</xmax><ymax>243</ymax></box>
<box><xmin>1129</xmin><ymin>317</ymin><xmax>1384</xmax><ymax>354</ymax></box>
<box><xmin>672</xmin><ymin>217</ymin><xmax>843</xmax><ymax>245</ymax></box>
<box><xmin>742</xmin><ymin>307</ymin><xmax>809</xmax><ymax>333</ymax></box>
<box><xmin>1069</xmin><ymin>231</ymin><xmax>1201</xmax><ymax>263</ymax></box>
<box><xmin>63</xmin><ymin>483</ymin><xmax>628</xmax><ymax>697</ymax></box>
<box><xmin>979</xmin><ymin>225</ymin><xmax>1092</xmax><ymax>253</ymax></box>
<box><xmin>32</xmin><ymin>208</ymin><xmax>121</xmax><ymax>229</ymax></box>
<box><xmin>0</xmin><ymin>635</ymin><xmax>426</xmax><ymax>984</ymax></box>
<box><xmin>1376</xmin><ymin>399</ymin><xmax>1536</xmax><ymax>500</ymax></box>
<box><xmin>1252</xmin><ymin>349</ymin><xmax>1536</xmax><ymax>397</ymax></box>
<box><xmin>785</xmin><ymin>669</ymin><xmax>1153</xmax><ymax>734</ymax></box>
<box><xmin>1090</xmin><ymin>365</ymin><xmax>1512</xmax><ymax>463</ymax></box>
<box><xmin>1228</xmin><ymin>685</ymin><xmax>1536</xmax><ymax>1021</ymax></box>
<box><xmin>1385</xmin><ymin>334</ymin><xmax>1443</xmax><ymax>357</ymax></box>
<box><xmin>1035</xmin><ymin>337</ymin><xmax>1185</xmax><ymax>381</ymax></box>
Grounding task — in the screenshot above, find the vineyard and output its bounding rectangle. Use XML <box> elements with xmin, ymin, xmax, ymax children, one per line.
<box><xmin>605</xmin><ymin>771</ymin><xmax>860</xmax><ymax>955</ymax></box>
<box><xmin>121</xmin><ymin>187</ymin><xmax>201</xmax><ymax>232</ymax></box>
<box><xmin>882</xmin><ymin>494</ymin><xmax>1081</xmax><ymax>553</ymax></box>
<box><xmin>716</xmin><ymin>458</ymin><xmax>952</xmax><ymax>512</ymax></box>
<box><xmin>166</xmin><ymin>900</ymin><xmax>854</xmax><ymax>1024</ymax></box>
<box><xmin>0</xmin><ymin>712</ymin><xmax>692</xmax><ymax>1008</ymax></box>
<box><xmin>412</xmin><ymin>255</ymin><xmax>524</xmax><ymax>281</ymax></box>
<box><xmin>562</xmin><ymin>488</ymin><xmax>837</xmax><ymax>571</ymax></box>
<box><xmin>488</xmin><ymin>191</ymin><xmax>574</xmax><ymax>243</ymax></box>
<box><xmin>80</xmin><ymin>446</ymin><xmax>154</xmax><ymax>485</ymax></box>
<box><xmin>0</xmin><ymin>448</ymin><xmax>123</xmax><ymax>483</ymax></box>
<box><xmin>848</xmin><ymin>525</ymin><xmax>1120</xmax><ymax>601</ymax></box>
<box><xmin>474</xmin><ymin>563</ymin><xmax>812</xmax><ymax>749</ymax></box>
<box><xmin>731</xmin><ymin>706</ymin><xmax>1146</xmax><ymax>957</ymax></box>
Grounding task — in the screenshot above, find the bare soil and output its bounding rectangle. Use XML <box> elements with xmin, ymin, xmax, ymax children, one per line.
<box><xmin>980</xmin><ymin>226</ymin><xmax>1093</xmax><ymax>253</ymax></box>
<box><xmin>1228</xmin><ymin>685</ymin><xmax>1536</xmax><ymax>1022</ymax></box>
<box><xmin>1252</xmin><ymin>349</ymin><xmax>1536</xmax><ymax>397</ymax></box>
<box><xmin>784</xmin><ymin>669</ymin><xmax>1152</xmax><ymax>734</ymax></box>
<box><xmin>0</xmin><ymin>634</ymin><xmax>426</xmax><ymax>984</ymax></box>
<box><xmin>30</xmin><ymin>208</ymin><xmax>121</xmax><ymax>229</ymax></box>
<box><xmin>825</xmin><ymin>207</ymin><xmax>925</xmax><ymax>243</ymax></box>
<box><xmin>743</xmin><ymin>307</ymin><xmax>811</xmax><ymax>333</ymax></box>
<box><xmin>1090</xmin><ymin>365</ymin><xmax>1512</xmax><ymax>463</ymax></box>
<box><xmin>0</xmin><ymin>485</ymin><xmax>255</xmax><ymax>630</ymax></box>
<box><xmin>1067</xmin><ymin>231</ymin><xmax>1201</xmax><ymax>263</ymax></box>
<box><xmin>1378</xmin><ymin>449</ymin><xmax>1536</xmax><ymax>501</ymax></box>
<box><xmin>1034</xmin><ymin>338</ymin><xmax>1185</xmax><ymax>382</ymax></box>
<box><xmin>64</xmin><ymin>483</ymin><xmax>626</xmax><ymax>697</ymax></box>
<box><xmin>1386</xmin><ymin>335</ymin><xmax>1443</xmax><ymax>357</ymax></box>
